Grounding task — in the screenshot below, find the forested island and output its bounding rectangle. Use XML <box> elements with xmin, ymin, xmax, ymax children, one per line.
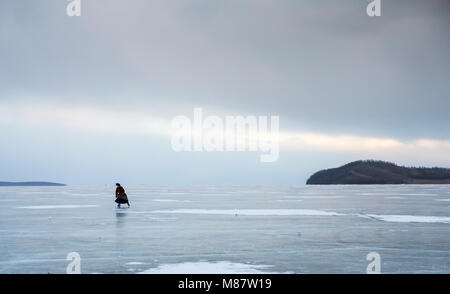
<box><xmin>307</xmin><ymin>160</ymin><xmax>450</xmax><ymax>185</ymax></box>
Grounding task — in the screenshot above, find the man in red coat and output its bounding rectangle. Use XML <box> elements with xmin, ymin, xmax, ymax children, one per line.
<box><xmin>115</xmin><ymin>183</ymin><xmax>130</xmax><ymax>208</ymax></box>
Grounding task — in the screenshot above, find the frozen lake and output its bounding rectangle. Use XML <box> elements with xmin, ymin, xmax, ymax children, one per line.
<box><xmin>1</xmin><ymin>185</ymin><xmax>449</xmax><ymax>274</ymax></box>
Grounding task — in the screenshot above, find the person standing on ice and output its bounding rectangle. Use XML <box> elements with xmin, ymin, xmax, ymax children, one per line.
<box><xmin>115</xmin><ymin>183</ymin><xmax>130</xmax><ymax>208</ymax></box>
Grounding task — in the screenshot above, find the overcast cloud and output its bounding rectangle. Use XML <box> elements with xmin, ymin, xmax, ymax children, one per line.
<box><xmin>0</xmin><ymin>0</ymin><xmax>449</xmax><ymax>184</ymax></box>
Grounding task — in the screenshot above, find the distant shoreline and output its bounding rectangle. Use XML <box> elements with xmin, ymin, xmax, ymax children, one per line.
<box><xmin>307</xmin><ymin>160</ymin><xmax>450</xmax><ymax>185</ymax></box>
<box><xmin>0</xmin><ymin>181</ymin><xmax>66</xmax><ymax>187</ymax></box>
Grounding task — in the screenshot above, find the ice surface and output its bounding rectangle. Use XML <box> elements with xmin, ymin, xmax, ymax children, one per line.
<box><xmin>15</xmin><ymin>205</ymin><xmax>99</xmax><ymax>209</ymax></box>
<box><xmin>152</xmin><ymin>209</ymin><xmax>343</xmax><ymax>216</ymax></box>
<box><xmin>152</xmin><ymin>209</ymin><xmax>450</xmax><ymax>224</ymax></box>
<box><xmin>1</xmin><ymin>185</ymin><xmax>449</xmax><ymax>274</ymax></box>
<box><xmin>366</xmin><ymin>214</ymin><xmax>450</xmax><ymax>223</ymax></box>
<box><xmin>152</xmin><ymin>199</ymin><xmax>191</xmax><ymax>202</ymax></box>
<box><xmin>126</xmin><ymin>262</ymin><xmax>145</xmax><ymax>265</ymax></box>
<box><xmin>139</xmin><ymin>261</ymin><xmax>277</xmax><ymax>274</ymax></box>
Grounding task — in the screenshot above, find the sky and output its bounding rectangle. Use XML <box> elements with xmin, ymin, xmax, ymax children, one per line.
<box><xmin>0</xmin><ymin>0</ymin><xmax>449</xmax><ymax>185</ymax></box>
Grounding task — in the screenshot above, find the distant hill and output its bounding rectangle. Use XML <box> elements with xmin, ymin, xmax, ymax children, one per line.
<box><xmin>0</xmin><ymin>181</ymin><xmax>66</xmax><ymax>186</ymax></box>
<box><xmin>306</xmin><ymin>160</ymin><xmax>450</xmax><ymax>185</ymax></box>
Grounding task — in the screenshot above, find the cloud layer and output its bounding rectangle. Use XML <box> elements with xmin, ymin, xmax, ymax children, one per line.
<box><xmin>0</xmin><ymin>0</ymin><xmax>449</xmax><ymax>184</ymax></box>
